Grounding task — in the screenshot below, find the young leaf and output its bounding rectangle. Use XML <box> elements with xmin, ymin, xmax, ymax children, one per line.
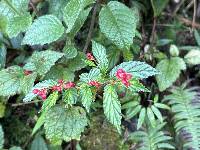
<box><xmin>137</xmin><ymin>108</ymin><xmax>146</xmax><ymax>129</ymax></box>
<box><xmin>63</xmin><ymin>45</ymin><xmax>78</xmax><ymax>59</ymax></box>
<box><xmin>31</xmin><ymin>136</ymin><xmax>48</xmax><ymax>150</ymax></box>
<box><xmin>128</xmin><ymin>79</ymin><xmax>150</xmax><ymax>92</ymax></box>
<box><xmin>92</xmin><ymin>41</ymin><xmax>109</xmax><ymax>71</ymax></box>
<box><xmin>42</xmin><ymin>91</ymin><xmax>58</xmax><ymax>112</ymax></box>
<box><xmin>99</xmin><ymin>1</ymin><xmax>137</xmax><ymax>50</ymax></box>
<box><xmin>63</xmin><ymin>0</ymin><xmax>94</xmax><ymax>33</ymax></box>
<box><xmin>23</xmin><ymin>80</ymin><xmax>57</xmax><ymax>102</ymax></box>
<box><xmin>147</xmin><ymin>107</ymin><xmax>156</xmax><ymax>127</ymax></box>
<box><xmin>22</xmin><ymin>15</ymin><xmax>65</xmax><ymax>45</ymax></box>
<box><xmin>6</xmin><ymin>13</ymin><xmax>32</xmax><ymax>38</ymax></box>
<box><xmin>103</xmin><ymin>84</ymin><xmax>122</xmax><ymax>132</ymax></box>
<box><xmin>62</xmin><ymin>88</ymin><xmax>78</xmax><ymax>105</ymax></box>
<box><xmin>151</xmin><ymin>105</ymin><xmax>163</xmax><ymax>123</ymax></box>
<box><xmin>110</xmin><ymin>61</ymin><xmax>159</xmax><ymax>79</ymax></box>
<box><xmin>156</xmin><ymin>57</ymin><xmax>186</xmax><ymax>91</ymax></box>
<box><xmin>184</xmin><ymin>49</ymin><xmax>200</xmax><ymax>65</ymax></box>
<box><xmin>23</xmin><ymin>50</ymin><xmax>64</xmax><ymax>76</ymax></box>
<box><xmin>44</xmin><ymin>105</ymin><xmax>88</xmax><ymax>142</ymax></box>
<box><xmin>0</xmin><ymin>124</ymin><xmax>4</xmax><ymax>149</ymax></box>
<box><xmin>0</xmin><ymin>66</ymin><xmax>24</xmax><ymax>97</ymax></box>
<box><xmin>79</xmin><ymin>84</ymin><xmax>94</xmax><ymax>112</ymax></box>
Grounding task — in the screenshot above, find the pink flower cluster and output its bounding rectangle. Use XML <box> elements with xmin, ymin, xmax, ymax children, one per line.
<box><xmin>32</xmin><ymin>80</ymin><xmax>76</xmax><ymax>100</ymax></box>
<box><xmin>116</xmin><ymin>69</ymin><xmax>132</xmax><ymax>87</ymax></box>
<box><xmin>88</xmin><ymin>81</ymin><xmax>101</xmax><ymax>88</ymax></box>
<box><xmin>86</xmin><ymin>53</ymin><xmax>95</xmax><ymax>61</ymax></box>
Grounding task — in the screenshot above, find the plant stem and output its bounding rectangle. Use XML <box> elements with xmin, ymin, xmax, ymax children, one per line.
<box><xmin>12</xmin><ymin>100</ymin><xmax>43</xmax><ymax>107</ymax></box>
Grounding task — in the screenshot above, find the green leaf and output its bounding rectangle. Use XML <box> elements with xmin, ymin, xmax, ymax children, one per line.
<box><xmin>128</xmin><ymin>78</ymin><xmax>150</xmax><ymax>92</ymax></box>
<box><xmin>147</xmin><ymin>107</ymin><xmax>156</xmax><ymax>127</ymax></box>
<box><xmin>184</xmin><ymin>49</ymin><xmax>200</xmax><ymax>65</ymax></box>
<box><xmin>92</xmin><ymin>41</ymin><xmax>108</xmax><ymax>71</ymax></box>
<box><xmin>0</xmin><ymin>14</ymin><xmax>7</xmax><ymax>33</ymax></box>
<box><xmin>7</xmin><ymin>13</ymin><xmax>32</xmax><ymax>38</ymax></box>
<box><xmin>63</xmin><ymin>0</ymin><xmax>94</xmax><ymax>33</ymax></box>
<box><xmin>154</xmin><ymin>103</ymin><xmax>170</xmax><ymax>110</ymax></box>
<box><xmin>99</xmin><ymin>1</ymin><xmax>137</xmax><ymax>50</ymax></box>
<box><xmin>63</xmin><ymin>45</ymin><xmax>78</xmax><ymax>59</ymax></box>
<box><xmin>44</xmin><ymin>105</ymin><xmax>88</xmax><ymax>142</ymax></box>
<box><xmin>21</xmin><ymin>73</ymin><xmax>37</xmax><ymax>94</ymax></box>
<box><xmin>9</xmin><ymin>146</ymin><xmax>22</xmax><ymax>150</ymax></box>
<box><xmin>0</xmin><ymin>124</ymin><xmax>4</xmax><ymax>149</ymax></box>
<box><xmin>42</xmin><ymin>91</ymin><xmax>58</xmax><ymax>112</ymax></box>
<box><xmin>24</xmin><ymin>50</ymin><xmax>64</xmax><ymax>76</ymax></box>
<box><xmin>194</xmin><ymin>29</ymin><xmax>200</xmax><ymax>46</ymax></box>
<box><xmin>151</xmin><ymin>0</ymin><xmax>169</xmax><ymax>17</ymax></box>
<box><xmin>151</xmin><ymin>105</ymin><xmax>163</xmax><ymax>123</ymax></box>
<box><xmin>156</xmin><ymin>57</ymin><xmax>186</xmax><ymax>91</ymax></box>
<box><xmin>0</xmin><ymin>43</ymin><xmax>6</xmax><ymax>69</ymax></box>
<box><xmin>23</xmin><ymin>80</ymin><xmax>57</xmax><ymax>102</ymax></box>
<box><xmin>32</xmin><ymin>111</ymin><xmax>46</xmax><ymax>135</ymax></box>
<box><xmin>62</xmin><ymin>88</ymin><xmax>78</xmax><ymax>105</ymax></box>
<box><xmin>79</xmin><ymin>84</ymin><xmax>94</xmax><ymax>112</ymax></box>
<box><xmin>103</xmin><ymin>84</ymin><xmax>122</xmax><ymax>132</ymax></box>
<box><xmin>0</xmin><ymin>66</ymin><xmax>24</xmax><ymax>97</ymax></box>
<box><xmin>137</xmin><ymin>108</ymin><xmax>146</xmax><ymax>129</ymax></box>
<box><xmin>22</xmin><ymin>15</ymin><xmax>65</xmax><ymax>45</ymax></box>
<box><xmin>126</xmin><ymin>105</ymin><xmax>142</xmax><ymax>119</ymax></box>
<box><xmin>110</xmin><ymin>61</ymin><xmax>159</xmax><ymax>79</ymax></box>
<box><xmin>31</xmin><ymin>136</ymin><xmax>48</xmax><ymax>150</ymax></box>
<box><xmin>79</xmin><ymin>68</ymin><xmax>101</xmax><ymax>83</ymax></box>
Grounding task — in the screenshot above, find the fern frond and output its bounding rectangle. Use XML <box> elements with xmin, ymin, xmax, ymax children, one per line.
<box><xmin>163</xmin><ymin>84</ymin><xmax>200</xmax><ymax>149</ymax></box>
<box><xmin>129</xmin><ymin>122</ymin><xmax>174</xmax><ymax>150</ymax></box>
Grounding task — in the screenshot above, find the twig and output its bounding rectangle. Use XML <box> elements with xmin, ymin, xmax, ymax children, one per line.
<box><xmin>150</xmin><ymin>17</ymin><xmax>157</xmax><ymax>47</ymax></box>
<box><xmin>83</xmin><ymin>0</ymin><xmax>100</xmax><ymax>53</ymax></box>
<box><xmin>30</xmin><ymin>1</ymin><xmax>39</xmax><ymax>16</ymax></box>
<box><xmin>192</xmin><ymin>0</ymin><xmax>197</xmax><ymax>30</ymax></box>
<box><xmin>11</xmin><ymin>100</ymin><xmax>43</xmax><ymax>107</ymax></box>
<box><xmin>178</xmin><ymin>16</ymin><xmax>200</xmax><ymax>28</ymax></box>
<box><xmin>173</xmin><ymin>0</ymin><xmax>186</xmax><ymax>16</ymax></box>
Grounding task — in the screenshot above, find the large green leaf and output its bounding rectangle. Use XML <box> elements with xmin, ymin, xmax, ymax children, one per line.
<box><xmin>99</xmin><ymin>1</ymin><xmax>137</xmax><ymax>50</ymax></box>
<box><xmin>31</xmin><ymin>136</ymin><xmax>48</xmax><ymax>150</ymax></box>
<box><xmin>156</xmin><ymin>57</ymin><xmax>186</xmax><ymax>91</ymax></box>
<box><xmin>0</xmin><ymin>66</ymin><xmax>24</xmax><ymax>97</ymax></box>
<box><xmin>92</xmin><ymin>41</ymin><xmax>108</xmax><ymax>71</ymax></box>
<box><xmin>103</xmin><ymin>84</ymin><xmax>122</xmax><ymax>132</ymax></box>
<box><xmin>79</xmin><ymin>84</ymin><xmax>94</xmax><ymax>112</ymax></box>
<box><xmin>44</xmin><ymin>105</ymin><xmax>88</xmax><ymax>142</ymax></box>
<box><xmin>23</xmin><ymin>50</ymin><xmax>64</xmax><ymax>76</ymax></box>
<box><xmin>23</xmin><ymin>80</ymin><xmax>57</xmax><ymax>102</ymax></box>
<box><xmin>110</xmin><ymin>61</ymin><xmax>159</xmax><ymax>79</ymax></box>
<box><xmin>0</xmin><ymin>124</ymin><xmax>4</xmax><ymax>149</ymax></box>
<box><xmin>63</xmin><ymin>0</ymin><xmax>93</xmax><ymax>33</ymax></box>
<box><xmin>22</xmin><ymin>15</ymin><xmax>65</xmax><ymax>45</ymax></box>
<box><xmin>6</xmin><ymin>13</ymin><xmax>32</xmax><ymax>38</ymax></box>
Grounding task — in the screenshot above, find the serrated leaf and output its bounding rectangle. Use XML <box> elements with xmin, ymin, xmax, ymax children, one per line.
<box><xmin>23</xmin><ymin>80</ymin><xmax>57</xmax><ymax>102</ymax></box>
<box><xmin>151</xmin><ymin>105</ymin><xmax>163</xmax><ymax>123</ymax></box>
<box><xmin>0</xmin><ymin>43</ymin><xmax>6</xmax><ymax>69</ymax></box>
<box><xmin>44</xmin><ymin>105</ymin><xmax>88</xmax><ymax>142</ymax></box>
<box><xmin>63</xmin><ymin>0</ymin><xmax>94</xmax><ymax>33</ymax></box>
<box><xmin>110</xmin><ymin>61</ymin><xmax>159</xmax><ymax>79</ymax></box>
<box><xmin>128</xmin><ymin>78</ymin><xmax>150</xmax><ymax>92</ymax></box>
<box><xmin>156</xmin><ymin>57</ymin><xmax>186</xmax><ymax>91</ymax></box>
<box><xmin>22</xmin><ymin>15</ymin><xmax>64</xmax><ymax>45</ymax></box>
<box><xmin>24</xmin><ymin>50</ymin><xmax>64</xmax><ymax>76</ymax></box>
<box><xmin>103</xmin><ymin>84</ymin><xmax>122</xmax><ymax>132</ymax></box>
<box><xmin>92</xmin><ymin>41</ymin><xmax>108</xmax><ymax>71</ymax></box>
<box><xmin>21</xmin><ymin>73</ymin><xmax>37</xmax><ymax>94</ymax></box>
<box><xmin>31</xmin><ymin>136</ymin><xmax>48</xmax><ymax>150</ymax></box>
<box><xmin>42</xmin><ymin>91</ymin><xmax>58</xmax><ymax>112</ymax></box>
<box><xmin>0</xmin><ymin>66</ymin><xmax>24</xmax><ymax>96</ymax></box>
<box><xmin>79</xmin><ymin>84</ymin><xmax>93</xmax><ymax>112</ymax></box>
<box><xmin>0</xmin><ymin>124</ymin><xmax>4</xmax><ymax>149</ymax></box>
<box><xmin>7</xmin><ymin>13</ymin><xmax>32</xmax><ymax>38</ymax></box>
<box><xmin>137</xmin><ymin>108</ymin><xmax>146</xmax><ymax>129</ymax></box>
<box><xmin>151</xmin><ymin>0</ymin><xmax>169</xmax><ymax>17</ymax></box>
<box><xmin>184</xmin><ymin>49</ymin><xmax>200</xmax><ymax>65</ymax></box>
<box><xmin>99</xmin><ymin>1</ymin><xmax>137</xmax><ymax>50</ymax></box>
<box><xmin>79</xmin><ymin>68</ymin><xmax>101</xmax><ymax>83</ymax></box>
<box><xmin>62</xmin><ymin>88</ymin><xmax>78</xmax><ymax>105</ymax></box>
<box><xmin>32</xmin><ymin>111</ymin><xmax>46</xmax><ymax>135</ymax></box>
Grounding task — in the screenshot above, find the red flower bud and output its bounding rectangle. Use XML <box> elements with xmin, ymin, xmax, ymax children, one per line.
<box><xmin>63</xmin><ymin>82</ymin><xmax>76</xmax><ymax>89</ymax></box>
<box><xmin>58</xmin><ymin>79</ymin><xmax>64</xmax><ymax>84</ymax></box>
<box><xmin>33</xmin><ymin>89</ymin><xmax>39</xmax><ymax>94</ymax></box>
<box><xmin>88</xmin><ymin>81</ymin><xmax>101</xmax><ymax>88</ymax></box>
<box><xmin>86</xmin><ymin>53</ymin><xmax>95</xmax><ymax>61</ymax></box>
